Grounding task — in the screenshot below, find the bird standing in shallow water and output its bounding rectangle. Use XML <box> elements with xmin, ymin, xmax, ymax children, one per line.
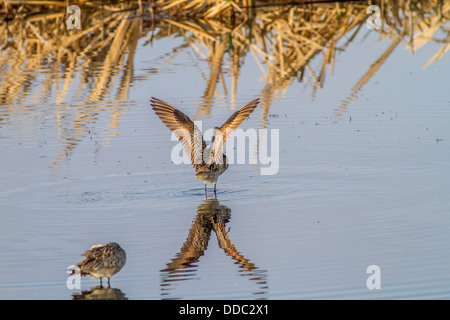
<box><xmin>73</xmin><ymin>242</ymin><xmax>126</xmax><ymax>287</ymax></box>
<box><xmin>151</xmin><ymin>97</ymin><xmax>260</xmax><ymax>196</ymax></box>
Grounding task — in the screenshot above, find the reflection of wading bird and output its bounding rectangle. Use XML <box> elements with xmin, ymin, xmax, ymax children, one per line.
<box><xmin>160</xmin><ymin>198</ymin><xmax>268</xmax><ymax>299</ymax></box>
<box><xmin>151</xmin><ymin>97</ymin><xmax>260</xmax><ymax>195</ymax></box>
<box><xmin>72</xmin><ymin>242</ymin><xmax>126</xmax><ymax>287</ymax></box>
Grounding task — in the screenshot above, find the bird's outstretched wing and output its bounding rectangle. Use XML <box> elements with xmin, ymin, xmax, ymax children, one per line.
<box><xmin>151</xmin><ymin>97</ymin><xmax>205</xmax><ymax>166</ymax></box>
<box><xmin>207</xmin><ymin>98</ymin><xmax>260</xmax><ymax>165</ymax></box>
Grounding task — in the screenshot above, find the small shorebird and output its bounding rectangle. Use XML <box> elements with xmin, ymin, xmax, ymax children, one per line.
<box><xmin>151</xmin><ymin>97</ymin><xmax>260</xmax><ymax>195</ymax></box>
<box><xmin>73</xmin><ymin>242</ymin><xmax>126</xmax><ymax>287</ymax></box>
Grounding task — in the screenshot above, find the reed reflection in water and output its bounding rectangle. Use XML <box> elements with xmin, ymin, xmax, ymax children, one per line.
<box><xmin>160</xmin><ymin>198</ymin><xmax>268</xmax><ymax>299</ymax></box>
<box><xmin>0</xmin><ymin>0</ymin><xmax>448</xmax><ymax>171</ymax></box>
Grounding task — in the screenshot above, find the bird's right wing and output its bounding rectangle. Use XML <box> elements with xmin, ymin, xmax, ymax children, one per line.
<box><xmin>151</xmin><ymin>97</ymin><xmax>205</xmax><ymax>166</ymax></box>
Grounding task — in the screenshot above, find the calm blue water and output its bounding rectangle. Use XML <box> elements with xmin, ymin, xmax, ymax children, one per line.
<box><xmin>1</xmin><ymin>14</ymin><xmax>449</xmax><ymax>299</ymax></box>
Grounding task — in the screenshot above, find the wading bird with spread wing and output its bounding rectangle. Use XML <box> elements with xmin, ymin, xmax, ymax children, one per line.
<box><xmin>151</xmin><ymin>97</ymin><xmax>260</xmax><ymax>195</ymax></box>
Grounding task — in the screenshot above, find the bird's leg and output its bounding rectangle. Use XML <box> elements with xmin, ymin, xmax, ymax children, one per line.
<box><xmin>213</xmin><ymin>183</ymin><xmax>217</xmax><ymax>195</ymax></box>
<box><xmin>107</xmin><ymin>278</ymin><xmax>111</xmax><ymax>287</ymax></box>
<box><xmin>100</xmin><ymin>278</ymin><xmax>103</xmax><ymax>287</ymax></box>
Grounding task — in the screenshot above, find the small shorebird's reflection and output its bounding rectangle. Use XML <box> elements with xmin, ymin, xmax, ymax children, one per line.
<box><xmin>72</xmin><ymin>286</ymin><xmax>128</xmax><ymax>300</ymax></box>
<box><xmin>160</xmin><ymin>198</ymin><xmax>268</xmax><ymax>299</ymax></box>
<box><xmin>151</xmin><ymin>97</ymin><xmax>260</xmax><ymax>196</ymax></box>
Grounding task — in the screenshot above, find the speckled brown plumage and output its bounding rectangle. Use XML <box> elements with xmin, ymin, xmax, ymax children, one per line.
<box><xmin>151</xmin><ymin>97</ymin><xmax>259</xmax><ymax>195</ymax></box>
<box><xmin>74</xmin><ymin>242</ymin><xmax>126</xmax><ymax>287</ymax></box>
